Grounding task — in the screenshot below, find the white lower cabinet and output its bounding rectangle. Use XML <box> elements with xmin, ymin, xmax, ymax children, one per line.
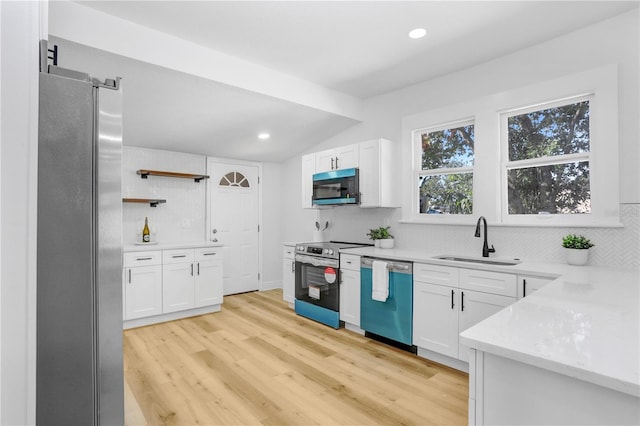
<box><xmin>517</xmin><ymin>275</ymin><xmax>554</xmax><ymax>299</ymax></box>
<box><xmin>339</xmin><ymin>254</ymin><xmax>361</xmax><ymax>327</ymax></box>
<box><xmin>413</xmin><ymin>263</ymin><xmax>516</xmax><ymax>363</ymax></box>
<box><xmin>123</xmin><ymin>245</ymin><xmax>223</xmax><ymax>326</ymax></box>
<box><xmin>162</xmin><ymin>249</ymin><xmax>196</xmax><ymax>313</ymax></box>
<box><xmin>123</xmin><ymin>251</ymin><xmax>162</xmax><ymax>320</ymax></box>
<box><xmin>282</xmin><ymin>245</ymin><xmax>295</xmax><ymax>304</ymax></box>
<box><xmin>195</xmin><ymin>248</ymin><xmax>223</xmax><ymax>307</ymax></box>
<box><xmin>413</xmin><ymin>281</ymin><xmax>459</xmax><ymax>358</ymax></box>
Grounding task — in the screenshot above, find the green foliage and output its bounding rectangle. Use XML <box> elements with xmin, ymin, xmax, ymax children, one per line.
<box><xmin>508</xmin><ymin>101</ymin><xmax>591</xmax><ymax>214</ymax></box>
<box><xmin>366</xmin><ymin>226</ymin><xmax>393</xmax><ymax>240</ymax></box>
<box><xmin>562</xmin><ymin>234</ymin><xmax>594</xmax><ymax>249</ymax></box>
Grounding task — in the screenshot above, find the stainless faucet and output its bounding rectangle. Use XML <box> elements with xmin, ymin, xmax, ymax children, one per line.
<box><xmin>475</xmin><ymin>216</ymin><xmax>495</xmax><ymax>257</ymax></box>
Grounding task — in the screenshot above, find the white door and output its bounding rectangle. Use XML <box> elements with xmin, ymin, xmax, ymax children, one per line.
<box><xmin>208</xmin><ymin>161</ymin><xmax>259</xmax><ymax>295</ymax></box>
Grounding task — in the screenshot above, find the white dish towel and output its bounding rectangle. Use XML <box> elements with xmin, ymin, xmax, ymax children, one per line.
<box><xmin>372</xmin><ymin>260</ymin><xmax>389</xmax><ymax>302</ymax></box>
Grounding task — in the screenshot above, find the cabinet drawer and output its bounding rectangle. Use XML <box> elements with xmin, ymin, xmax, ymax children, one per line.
<box><xmin>283</xmin><ymin>245</ymin><xmax>295</xmax><ymax>259</ymax></box>
<box><xmin>124</xmin><ymin>251</ymin><xmax>161</xmax><ymax>267</ymax></box>
<box><xmin>195</xmin><ymin>247</ymin><xmax>222</xmax><ymax>262</ymax></box>
<box><xmin>414</xmin><ymin>263</ymin><xmax>459</xmax><ymax>287</ymax></box>
<box><xmin>459</xmin><ymin>269</ymin><xmax>516</xmax><ymax>297</ymax></box>
<box><xmin>340</xmin><ymin>254</ymin><xmax>361</xmax><ymax>271</ymax></box>
<box><xmin>163</xmin><ymin>249</ymin><xmax>195</xmax><ymax>264</ymax></box>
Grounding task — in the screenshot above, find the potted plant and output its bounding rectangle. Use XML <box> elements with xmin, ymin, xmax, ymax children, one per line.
<box><xmin>367</xmin><ymin>226</ymin><xmax>394</xmax><ymax>249</ymax></box>
<box><xmin>562</xmin><ymin>234</ymin><xmax>594</xmax><ymax>266</ymax></box>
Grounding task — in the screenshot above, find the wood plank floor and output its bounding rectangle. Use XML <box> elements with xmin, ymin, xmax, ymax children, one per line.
<box><xmin>124</xmin><ymin>289</ymin><xmax>469</xmax><ymax>425</ymax></box>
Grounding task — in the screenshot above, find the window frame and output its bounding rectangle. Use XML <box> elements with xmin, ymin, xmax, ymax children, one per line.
<box><xmin>401</xmin><ymin>65</ymin><xmax>620</xmax><ymax>228</ymax></box>
<box><xmin>414</xmin><ymin>118</ymin><xmax>476</xmax><ymax>216</ymax></box>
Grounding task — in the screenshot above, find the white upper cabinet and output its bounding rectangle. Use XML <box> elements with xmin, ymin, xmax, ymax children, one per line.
<box><xmin>301</xmin><ymin>153</ymin><xmax>316</xmax><ymax>209</ymax></box>
<box><xmin>358</xmin><ymin>138</ymin><xmax>399</xmax><ymax>208</ymax></box>
<box><xmin>301</xmin><ymin>138</ymin><xmax>399</xmax><ymax>209</ymax></box>
<box><xmin>315</xmin><ymin>144</ymin><xmax>358</xmax><ymax>172</ymax></box>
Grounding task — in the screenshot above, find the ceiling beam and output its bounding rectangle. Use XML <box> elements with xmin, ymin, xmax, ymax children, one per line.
<box><xmin>48</xmin><ymin>0</ymin><xmax>364</xmax><ymax>122</ymax></box>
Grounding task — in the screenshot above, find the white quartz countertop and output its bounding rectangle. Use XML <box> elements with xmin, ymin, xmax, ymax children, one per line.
<box><xmin>124</xmin><ymin>241</ymin><xmax>223</xmax><ymax>252</ymax></box>
<box><xmin>341</xmin><ymin>246</ymin><xmax>639</xmax><ymax>397</ymax></box>
<box><xmin>460</xmin><ymin>267</ymin><xmax>639</xmax><ymax>397</ymax></box>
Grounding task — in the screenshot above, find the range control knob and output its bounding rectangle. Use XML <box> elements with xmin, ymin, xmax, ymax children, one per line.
<box><xmin>327</xmin><ymin>249</ymin><xmax>334</xmax><ymax>256</ymax></box>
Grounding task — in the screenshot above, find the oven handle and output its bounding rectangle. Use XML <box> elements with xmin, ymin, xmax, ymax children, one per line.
<box><xmin>295</xmin><ymin>255</ymin><xmax>339</xmax><ymax>268</ymax></box>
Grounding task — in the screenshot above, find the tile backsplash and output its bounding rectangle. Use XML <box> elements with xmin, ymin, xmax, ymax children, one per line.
<box><xmin>122</xmin><ymin>147</ymin><xmax>207</xmax><ymax>244</ymax></box>
<box><xmin>318</xmin><ymin>203</ymin><xmax>640</xmax><ymax>271</ymax></box>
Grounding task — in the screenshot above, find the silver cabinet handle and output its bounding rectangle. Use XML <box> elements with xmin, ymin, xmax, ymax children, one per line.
<box><xmin>212</xmin><ymin>238</ymin><xmax>219</xmax><ymax>243</ymax></box>
<box><xmin>331</xmin><ymin>158</ymin><xmax>335</xmax><ymax>170</ymax></box>
<box><xmin>335</xmin><ymin>156</ymin><xmax>339</xmax><ymax>169</ymax></box>
<box><xmin>523</xmin><ymin>279</ymin><xmax>527</xmax><ymax>297</ymax></box>
<box><xmin>136</xmin><ymin>257</ymin><xmax>153</xmax><ymax>261</ymax></box>
<box><xmin>451</xmin><ymin>290</ymin><xmax>455</xmax><ymax>310</ymax></box>
<box><xmin>190</xmin><ymin>263</ymin><xmax>194</xmax><ymax>276</ymax></box>
<box><xmin>461</xmin><ymin>291</ymin><xmax>465</xmax><ymax>311</ymax></box>
<box><xmin>172</xmin><ymin>254</ymin><xmax>187</xmax><ymax>258</ymax></box>
<box><xmin>197</xmin><ymin>263</ymin><xmax>200</xmax><ymax>276</ymax></box>
<box><xmin>202</xmin><ymin>252</ymin><xmax>217</xmax><ymax>256</ymax></box>
<box><xmin>291</xmin><ymin>261</ymin><xmax>295</xmax><ymax>273</ymax></box>
<box><xmin>128</xmin><ymin>269</ymin><xmax>131</xmax><ymax>283</ymax></box>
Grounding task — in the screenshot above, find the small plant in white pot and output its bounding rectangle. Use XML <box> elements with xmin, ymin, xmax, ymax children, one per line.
<box><xmin>562</xmin><ymin>234</ymin><xmax>594</xmax><ymax>266</ymax></box>
<box><xmin>367</xmin><ymin>226</ymin><xmax>394</xmax><ymax>249</ymax></box>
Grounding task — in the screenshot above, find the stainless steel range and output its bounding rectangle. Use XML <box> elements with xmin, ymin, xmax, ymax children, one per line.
<box><xmin>294</xmin><ymin>241</ymin><xmax>368</xmax><ymax>328</ymax></box>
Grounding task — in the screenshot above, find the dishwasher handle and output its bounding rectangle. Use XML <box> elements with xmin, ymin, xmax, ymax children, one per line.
<box><xmin>361</xmin><ymin>257</ymin><xmax>412</xmax><ymax>274</ymax></box>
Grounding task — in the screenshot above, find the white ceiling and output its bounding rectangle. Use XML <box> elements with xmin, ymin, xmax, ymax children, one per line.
<box><xmin>53</xmin><ymin>1</ymin><xmax>638</xmax><ymax>162</ymax></box>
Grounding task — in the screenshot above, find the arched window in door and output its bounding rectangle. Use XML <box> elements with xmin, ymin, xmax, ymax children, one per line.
<box><xmin>219</xmin><ymin>171</ymin><xmax>250</xmax><ymax>188</ymax></box>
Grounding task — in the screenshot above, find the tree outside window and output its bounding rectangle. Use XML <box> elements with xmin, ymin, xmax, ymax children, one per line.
<box><xmin>417</xmin><ymin>122</ymin><xmax>474</xmax><ymax>215</ymax></box>
<box><xmin>505</xmin><ymin>98</ymin><xmax>591</xmax><ymax>215</ymax></box>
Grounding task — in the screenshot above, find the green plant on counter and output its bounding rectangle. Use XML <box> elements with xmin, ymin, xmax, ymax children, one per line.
<box><xmin>562</xmin><ymin>234</ymin><xmax>594</xmax><ymax>249</ymax></box>
<box><xmin>367</xmin><ymin>226</ymin><xmax>393</xmax><ymax>240</ymax></box>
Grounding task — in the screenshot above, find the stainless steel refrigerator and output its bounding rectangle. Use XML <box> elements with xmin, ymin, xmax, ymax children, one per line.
<box><xmin>37</xmin><ymin>59</ymin><xmax>124</xmax><ymax>424</ymax></box>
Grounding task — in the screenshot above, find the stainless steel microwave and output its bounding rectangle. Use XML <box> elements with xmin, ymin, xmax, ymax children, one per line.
<box><xmin>312</xmin><ymin>168</ymin><xmax>359</xmax><ymax>206</ymax></box>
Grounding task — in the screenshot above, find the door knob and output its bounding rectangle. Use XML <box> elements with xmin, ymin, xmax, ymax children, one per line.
<box><xmin>212</xmin><ymin>238</ymin><xmax>218</xmax><ymax>243</ymax></box>
<box><xmin>212</xmin><ymin>229</ymin><xmax>218</xmax><ymax>234</ymax></box>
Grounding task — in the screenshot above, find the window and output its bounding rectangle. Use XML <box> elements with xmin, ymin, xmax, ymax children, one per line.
<box><xmin>415</xmin><ymin>120</ymin><xmax>474</xmax><ymax>215</ymax></box>
<box><xmin>402</xmin><ymin>65</ymin><xmax>620</xmax><ymax>227</ymax></box>
<box><xmin>503</xmin><ymin>96</ymin><xmax>591</xmax><ymax>216</ymax></box>
<box><xmin>219</xmin><ymin>171</ymin><xmax>250</xmax><ymax>187</ymax></box>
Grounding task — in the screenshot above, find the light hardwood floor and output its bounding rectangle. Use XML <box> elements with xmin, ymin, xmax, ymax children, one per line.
<box><xmin>124</xmin><ymin>289</ymin><xmax>468</xmax><ymax>425</ymax></box>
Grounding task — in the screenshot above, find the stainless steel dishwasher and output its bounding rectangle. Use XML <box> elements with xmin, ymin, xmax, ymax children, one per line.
<box><xmin>360</xmin><ymin>257</ymin><xmax>414</xmax><ymax>348</ymax></box>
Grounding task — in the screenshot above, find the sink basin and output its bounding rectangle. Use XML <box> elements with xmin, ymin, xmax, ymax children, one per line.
<box><xmin>434</xmin><ymin>255</ymin><xmax>520</xmax><ymax>266</ymax></box>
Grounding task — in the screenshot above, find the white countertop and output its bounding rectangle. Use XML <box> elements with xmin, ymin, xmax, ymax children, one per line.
<box><xmin>341</xmin><ymin>246</ymin><xmax>640</xmax><ymax>397</ymax></box>
<box><xmin>124</xmin><ymin>241</ymin><xmax>223</xmax><ymax>252</ymax></box>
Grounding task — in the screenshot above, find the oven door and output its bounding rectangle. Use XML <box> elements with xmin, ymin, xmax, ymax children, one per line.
<box><xmin>295</xmin><ymin>254</ymin><xmax>340</xmax><ymax>311</ymax></box>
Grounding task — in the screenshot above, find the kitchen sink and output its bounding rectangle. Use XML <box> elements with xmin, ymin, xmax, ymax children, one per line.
<box><xmin>434</xmin><ymin>255</ymin><xmax>521</xmax><ymax>266</ymax></box>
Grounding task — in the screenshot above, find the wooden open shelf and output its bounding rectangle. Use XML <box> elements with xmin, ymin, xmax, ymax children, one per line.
<box><xmin>123</xmin><ymin>198</ymin><xmax>167</xmax><ymax>208</ymax></box>
<box><xmin>136</xmin><ymin>169</ymin><xmax>209</xmax><ymax>183</ymax></box>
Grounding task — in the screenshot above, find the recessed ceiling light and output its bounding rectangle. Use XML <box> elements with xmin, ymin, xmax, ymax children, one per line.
<box><xmin>258</xmin><ymin>133</ymin><xmax>270</xmax><ymax>140</ymax></box>
<box><xmin>409</xmin><ymin>28</ymin><xmax>427</xmax><ymax>39</ymax></box>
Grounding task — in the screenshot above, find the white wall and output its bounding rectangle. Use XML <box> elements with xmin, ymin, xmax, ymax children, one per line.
<box><xmin>123</xmin><ymin>147</ymin><xmax>207</xmax><ymax>244</ymax></box>
<box><xmin>124</xmin><ymin>146</ymin><xmax>284</xmax><ymax>288</ymax></box>
<box><xmin>282</xmin><ymin>10</ymin><xmax>640</xmax><ymax>270</ymax></box>
<box><xmin>0</xmin><ymin>2</ymin><xmax>41</xmax><ymax>424</ymax></box>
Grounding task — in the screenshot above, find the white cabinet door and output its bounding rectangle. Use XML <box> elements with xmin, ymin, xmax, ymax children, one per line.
<box><xmin>340</xmin><ymin>268</ymin><xmax>361</xmax><ymax>326</ymax></box>
<box><xmin>195</xmin><ymin>259</ymin><xmax>223</xmax><ymax>307</ymax></box>
<box><xmin>315</xmin><ymin>144</ymin><xmax>359</xmax><ymax>172</ymax></box>
<box><xmin>358</xmin><ymin>139</ymin><xmax>399</xmax><ymax>208</ymax></box>
<box><xmin>124</xmin><ymin>265</ymin><xmax>162</xmax><ymax>320</ymax></box>
<box><xmin>315</xmin><ymin>149</ymin><xmax>336</xmax><ymax>172</ymax></box>
<box><xmin>282</xmin><ymin>245</ymin><xmax>296</xmax><ymax>304</ymax></box>
<box><xmin>518</xmin><ymin>275</ymin><xmax>553</xmax><ymax>299</ymax></box>
<box><xmin>301</xmin><ymin>153</ymin><xmax>316</xmax><ymax>209</ymax></box>
<box><xmin>457</xmin><ymin>289</ymin><xmax>514</xmax><ymax>362</ymax></box>
<box><xmin>334</xmin><ymin>144</ymin><xmax>358</xmax><ymax>170</ymax></box>
<box><xmin>163</xmin><ymin>262</ymin><xmax>195</xmax><ymax>313</ymax></box>
<box><xmin>413</xmin><ymin>281</ymin><xmax>459</xmax><ymax>359</ymax></box>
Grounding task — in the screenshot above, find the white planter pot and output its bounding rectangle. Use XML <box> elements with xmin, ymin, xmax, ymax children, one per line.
<box><xmin>374</xmin><ymin>240</ymin><xmax>380</xmax><ymax>248</ymax></box>
<box><xmin>565</xmin><ymin>248</ymin><xmax>590</xmax><ymax>266</ymax></box>
<box><xmin>379</xmin><ymin>238</ymin><xmax>394</xmax><ymax>249</ymax></box>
